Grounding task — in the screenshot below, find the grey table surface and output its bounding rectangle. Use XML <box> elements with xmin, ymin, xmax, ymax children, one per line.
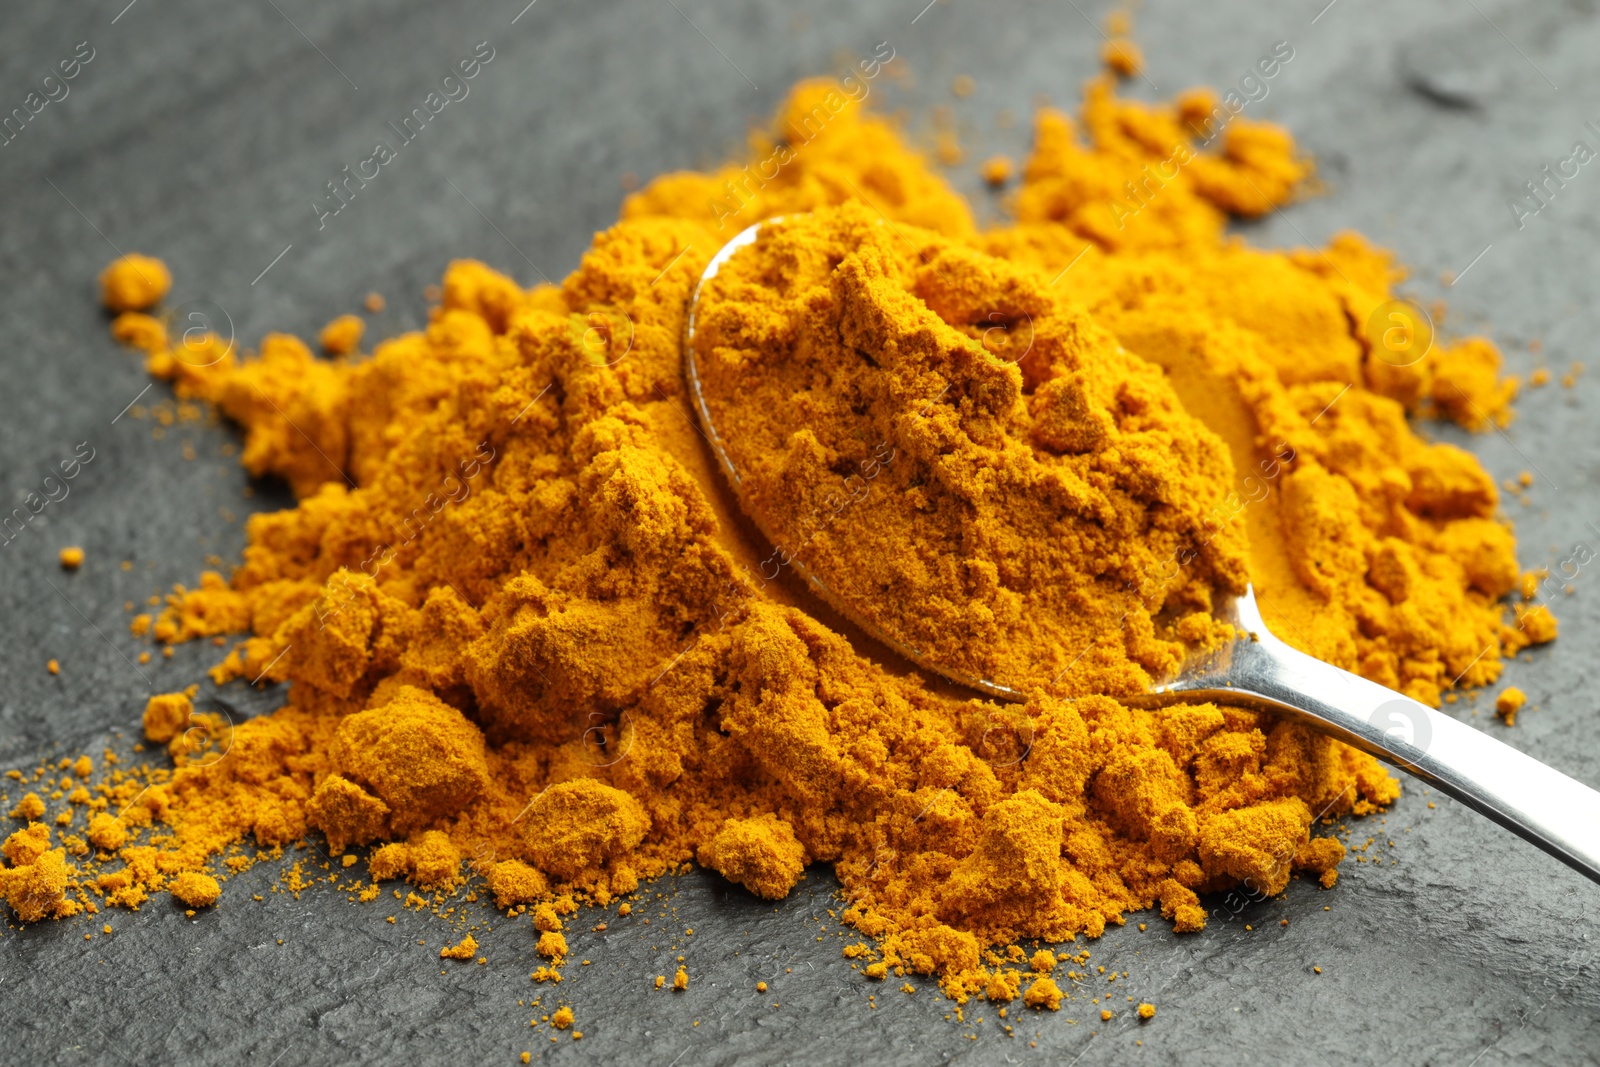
<box><xmin>2</xmin><ymin>0</ymin><xmax>1599</xmax><ymax>1063</ymax></box>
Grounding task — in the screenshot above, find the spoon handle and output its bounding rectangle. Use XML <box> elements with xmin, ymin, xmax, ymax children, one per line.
<box><xmin>1137</xmin><ymin>593</ymin><xmax>1600</xmax><ymax>884</ymax></box>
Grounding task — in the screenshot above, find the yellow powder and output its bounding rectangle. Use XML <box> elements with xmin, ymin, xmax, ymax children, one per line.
<box><xmin>10</xmin><ymin>792</ymin><xmax>45</xmax><ymax>821</ymax></box>
<box><xmin>1023</xmin><ymin>976</ymin><xmax>1062</xmax><ymax>1011</ymax></box>
<box><xmin>485</xmin><ymin>860</ymin><xmax>549</xmax><ymax>908</ymax></box>
<box><xmin>4</xmin><ymin>825</ymin><xmax>53</xmax><ymax>869</ymax></box>
<box><xmin>170</xmin><ymin>870</ymin><xmax>221</xmax><ymax>908</ymax></box>
<box><xmin>143</xmin><ymin>691</ymin><xmax>193</xmax><ymax>744</ymax></box>
<box><xmin>985</xmin><ymin>970</ymin><xmax>1019</xmax><ymax>1002</ymax></box>
<box><xmin>86</xmin><ymin>813</ymin><xmax>127</xmax><ymax>852</ymax></box>
<box><xmin>0</xmin><ymin>844</ymin><xmax>69</xmax><ymax>922</ymax></box>
<box><xmin>99</xmin><ymin>254</ymin><xmax>171</xmax><ymax>313</ymax></box>
<box><xmin>13</xmin><ymin>59</ymin><xmax>1540</xmax><ymax>1015</ymax></box>
<box><xmin>440</xmin><ymin>934</ymin><xmax>478</xmax><ymax>960</ymax></box>
<box><xmin>1517</xmin><ymin>604</ymin><xmax>1558</xmax><ymax>645</ymax></box>
<box><xmin>1496</xmin><ymin>687</ymin><xmax>1526</xmax><ymax>726</ymax></box>
<box><xmin>319</xmin><ymin>314</ymin><xmax>365</xmax><ymax>356</ymax></box>
<box><xmin>1103</xmin><ymin>39</ymin><xmax>1143</xmax><ymax>77</ymax></box>
<box><xmin>981</xmin><ymin>155</ymin><xmax>1014</xmax><ymax>186</ymax></box>
<box><xmin>536</xmin><ymin>931</ymin><xmax>568</xmax><ymax>961</ymax></box>
<box><xmin>325</xmin><ymin>685</ymin><xmax>489</xmax><ymax>835</ymax></box>
<box><xmin>112</xmin><ymin>312</ymin><xmax>167</xmax><ymax>353</ymax></box>
<box><xmin>305</xmin><ymin>775</ymin><xmax>391</xmax><ymax>854</ymax></box>
<box><xmin>696</xmin><ymin>813</ymin><xmax>806</xmax><ymax>900</ymax></box>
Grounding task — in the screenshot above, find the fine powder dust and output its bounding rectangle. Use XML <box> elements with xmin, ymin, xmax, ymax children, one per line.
<box><xmin>1</xmin><ymin>60</ymin><xmax>1555</xmax><ymax>1010</ymax></box>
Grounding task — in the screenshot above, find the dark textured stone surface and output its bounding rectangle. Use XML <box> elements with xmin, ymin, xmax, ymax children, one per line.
<box><xmin>2</xmin><ymin>1</ymin><xmax>1599</xmax><ymax>1063</ymax></box>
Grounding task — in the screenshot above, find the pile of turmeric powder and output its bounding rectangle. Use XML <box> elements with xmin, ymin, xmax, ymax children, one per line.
<box><xmin>3</xmin><ymin>56</ymin><xmax>1553</xmax><ymax>1008</ymax></box>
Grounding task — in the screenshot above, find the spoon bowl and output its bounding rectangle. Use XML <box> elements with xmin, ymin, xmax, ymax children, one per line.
<box><xmin>684</xmin><ymin>217</ymin><xmax>1026</xmax><ymax>702</ymax></box>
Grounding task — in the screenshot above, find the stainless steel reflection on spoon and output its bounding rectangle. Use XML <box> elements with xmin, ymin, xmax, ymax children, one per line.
<box><xmin>684</xmin><ymin>218</ymin><xmax>1600</xmax><ymax>886</ymax></box>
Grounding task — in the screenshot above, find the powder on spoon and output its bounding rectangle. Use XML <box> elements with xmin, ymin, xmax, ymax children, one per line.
<box><xmin>690</xmin><ymin>204</ymin><xmax>1249</xmax><ymax>694</ymax></box>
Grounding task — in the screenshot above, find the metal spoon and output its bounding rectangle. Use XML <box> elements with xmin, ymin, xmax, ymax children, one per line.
<box><xmin>684</xmin><ymin>219</ymin><xmax>1600</xmax><ymax>885</ymax></box>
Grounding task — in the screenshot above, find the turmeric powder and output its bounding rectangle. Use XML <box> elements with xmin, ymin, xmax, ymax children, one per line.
<box><xmin>440</xmin><ymin>933</ymin><xmax>478</xmax><ymax>960</ymax></box>
<box><xmin>98</xmin><ymin>253</ymin><xmax>170</xmax><ymax>313</ymax></box>
<box><xmin>6</xmin><ymin>57</ymin><xmax>1546</xmax><ymax>1017</ymax></box>
<box><xmin>169</xmin><ymin>870</ymin><xmax>220</xmax><ymax>908</ymax></box>
<box><xmin>319</xmin><ymin>314</ymin><xmax>365</xmax><ymax>356</ymax></box>
<box><xmin>1496</xmin><ymin>687</ymin><xmax>1527</xmax><ymax>726</ymax></box>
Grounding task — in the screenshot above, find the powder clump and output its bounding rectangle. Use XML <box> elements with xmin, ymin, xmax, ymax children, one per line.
<box><xmin>1495</xmin><ymin>687</ymin><xmax>1526</xmax><ymax>726</ymax></box>
<box><xmin>440</xmin><ymin>934</ymin><xmax>478</xmax><ymax>960</ymax></box>
<box><xmin>319</xmin><ymin>314</ymin><xmax>365</xmax><ymax>355</ymax></box>
<box><xmin>523</xmin><ymin>780</ymin><xmax>650</xmax><ymax>884</ymax></box>
<box><xmin>170</xmin><ymin>870</ymin><xmax>221</xmax><ymax>908</ymax></box>
<box><xmin>485</xmin><ymin>860</ymin><xmax>550</xmax><ymax>908</ymax></box>
<box><xmin>696</xmin><ymin>813</ymin><xmax>807</xmax><ymax>900</ymax></box>
<box><xmin>305</xmin><ymin>774</ymin><xmax>392</xmax><ymax>854</ymax></box>
<box><xmin>1023</xmin><ymin>976</ymin><xmax>1063</xmax><ymax>1011</ymax></box>
<box><xmin>1</xmin><ymin>844</ymin><xmax>69</xmax><ymax>922</ymax></box>
<box><xmin>10</xmin><ymin>792</ymin><xmax>46</xmax><ymax>822</ymax></box>
<box><xmin>329</xmin><ymin>686</ymin><xmax>489</xmax><ymax>834</ymax></box>
<box><xmin>100</xmin><ymin>254</ymin><xmax>171</xmax><ymax>312</ymax></box>
<box><xmin>143</xmin><ymin>692</ymin><xmax>194</xmax><ymax>744</ymax></box>
<box><xmin>86</xmin><ymin>813</ymin><xmax>128</xmax><ymax>853</ymax></box>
